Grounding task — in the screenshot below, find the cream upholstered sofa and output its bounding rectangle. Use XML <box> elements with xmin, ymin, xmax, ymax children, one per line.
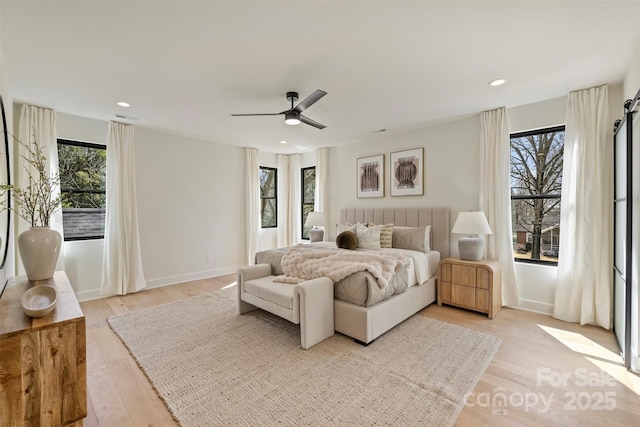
<box><xmin>237</xmin><ymin>264</ymin><xmax>334</xmax><ymax>349</ymax></box>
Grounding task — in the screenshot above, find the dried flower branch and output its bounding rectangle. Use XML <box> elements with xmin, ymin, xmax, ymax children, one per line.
<box><xmin>0</xmin><ymin>136</ymin><xmax>64</xmax><ymax>227</ymax></box>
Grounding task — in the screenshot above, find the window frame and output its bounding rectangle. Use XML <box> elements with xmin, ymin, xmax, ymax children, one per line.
<box><xmin>259</xmin><ymin>166</ymin><xmax>277</xmax><ymax>229</ymax></box>
<box><xmin>57</xmin><ymin>138</ymin><xmax>107</xmax><ymax>241</ymax></box>
<box><xmin>510</xmin><ymin>125</ymin><xmax>565</xmax><ymax>266</ymax></box>
<box><xmin>301</xmin><ymin>166</ymin><xmax>316</xmax><ymax>239</ymax></box>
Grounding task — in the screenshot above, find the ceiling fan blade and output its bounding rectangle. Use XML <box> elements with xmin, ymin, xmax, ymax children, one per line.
<box><xmin>299</xmin><ymin>114</ymin><xmax>326</xmax><ymax>130</ymax></box>
<box><xmin>293</xmin><ymin>90</ymin><xmax>327</xmax><ymax>113</ymax></box>
<box><xmin>230</xmin><ymin>113</ymin><xmax>283</xmax><ymax>116</ymax></box>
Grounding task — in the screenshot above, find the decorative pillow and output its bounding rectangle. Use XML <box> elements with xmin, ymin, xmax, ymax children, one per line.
<box><xmin>356</xmin><ymin>223</ymin><xmax>381</xmax><ymax>250</ymax></box>
<box><xmin>392</xmin><ymin>225</ymin><xmax>432</xmax><ymax>252</ymax></box>
<box><xmin>336</xmin><ymin>230</ymin><xmax>358</xmax><ymax>250</ymax></box>
<box><xmin>337</xmin><ymin>222</ymin><xmax>357</xmax><ymax>235</ymax></box>
<box><xmin>368</xmin><ymin>223</ymin><xmax>393</xmax><ymax>248</ymax></box>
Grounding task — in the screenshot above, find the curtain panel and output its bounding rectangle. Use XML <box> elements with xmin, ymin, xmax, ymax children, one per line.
<box><xmin>315</xmin><ymin>147</ymin><xmax>328</xmax><ymax>241</ymax></box>
<box><xmin>554</xmin><ymin>85</ymin><xmax>612</xmax><ymax>329</ymax></box>
<box><xmin>245</xmin><ymin>147</ymin><xmax>259</xmax><ymax>265</ymax></box>
<box><xmin>100</xmin><ymin>122</ymin><xmax>146</xmax><ymax>295</ymax></box>
<box><xmin>479</xmin><ymin>107</ymin><xmax>519</xmax><ymax>307</ymax></box>
<box><xmin>18</xmin><ymin>104</ymin><xmax>64</xmax><ymax>273</ymax></box>
<box><xmin>277</xmin><ymin>154</ymin><xmax>301</xmax><ymax>247</ymax></box>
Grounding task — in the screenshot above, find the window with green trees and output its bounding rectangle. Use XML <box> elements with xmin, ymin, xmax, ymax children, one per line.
<box><xmin>57</xmin><ymin>139</ymin><xmax>106</xmax><ymax>240</ymax></box>
<box><xmin>301</xmin><ymin>167</ymin><xmax>315</xmax><ymax>239</ymax></box>
<box><xmin>260</xmin><ymin>166</ymin><xmax>277</xmax><ymax>228</ymax></box>
<box><xmin>510</xmin><ymin>126</ymin><xmax>564</xmax><ymax>264</ymax></box>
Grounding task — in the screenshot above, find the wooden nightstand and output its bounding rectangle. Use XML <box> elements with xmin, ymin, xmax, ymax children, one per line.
<box><xmin>437</xmin><ymin>256</ymin><xmax>502</xmax><ymax>319</ymax></box>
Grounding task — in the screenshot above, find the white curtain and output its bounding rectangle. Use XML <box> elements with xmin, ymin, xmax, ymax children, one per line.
<box><xmin>554</xmin><ymin>85</ymin><xmax>612</xmax><ymax>329</ymax></box>
<box><xmin>100</xmin><ymin>122</ymin><xmax>146</xmax><ymax>295</ymax></box>
<box><xmin>315</xmin><ymin>147</ymin><xmax>329</xmax><ymax>241</ymax></box>
<box><xmin>277</xmin><ymin>154</ymin><xmax>290</xmax><ymax>247</ymax></box>
<box><xmin>479</xmin><ymin>107</ymin><xmax>519</xmax><ymax>306</ymax></box>
<box><xmin>18</xmin><ymin>104</ymin><xmax>64</xmax><ymax>273</ymax></box>
<box><xmin>277</xmin><ymin>154</ymin><xmax>300</xmax><ymax>247</ymax></box>
<box><xmin>245</xmin><ymin>147</ymin><xmax>259</xmax><ymax>265</ymax></box>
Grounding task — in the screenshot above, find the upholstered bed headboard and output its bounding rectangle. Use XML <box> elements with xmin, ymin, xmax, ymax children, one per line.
<box><xmin>339</xmin><ymin>207</ymin><xmax>450</xmax><ymax>258</ymax></box>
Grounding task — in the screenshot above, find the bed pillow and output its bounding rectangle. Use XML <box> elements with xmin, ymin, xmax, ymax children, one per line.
<box><xmin>337</xmin><ymin>222</ymin><xmax>358</xmax><ymax>235</ymax></box>
<box><xmin>367</xmin><ymin>223</ymin><xmax>394</xmax><ymax>248</ymax></box>
<box><xmin>392</xmin><ymin>225</ymin><xmax>432</xmax><ymax>252</ymax></box>
<box><xmin>336</xmin><ymin>230</ymin><xmax>358</xmax><ymax>250</ymax></box>
<box><xmin>356</xmin><ymin>223</ymin><xmax>381</xmax><ymax>250</ymax></box>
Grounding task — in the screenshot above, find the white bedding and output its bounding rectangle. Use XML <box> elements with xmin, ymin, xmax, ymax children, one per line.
<box><xmin>308</xmin><ymin>241</ymin><xmax>440</xmax><ymax>287</ymax></box>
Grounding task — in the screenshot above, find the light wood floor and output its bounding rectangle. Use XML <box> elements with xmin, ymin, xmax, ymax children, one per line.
<box><xmin>80</xmin><ymin>275</ymin><xmax>640</xmax><ymax>427</ymax></box>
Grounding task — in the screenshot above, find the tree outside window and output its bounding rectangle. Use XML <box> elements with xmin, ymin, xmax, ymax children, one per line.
<box><xmin>510</xmin><ymin>126</ymin><xmax>564</xmax><ymax>264</ymax></box>
<box><xmin>57</xmin><ymin>139</ymin><xmax>106</xmax><ymax>240</ymax></box>
<box><xmin>260</xmin><ymin>167</ymin><xmax>277</xmax><ymax>228</ymax></box>
<box><xmin>301</xmin><ymin>167</ymin><xmax>315</xmax><ymax>239</ymax></box>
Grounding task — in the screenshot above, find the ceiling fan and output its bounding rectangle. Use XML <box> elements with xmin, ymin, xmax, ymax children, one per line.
<box><xmin>231</xmin><ymin>90</ymin><xmax>327</xmax><ymax>129</ymax></box>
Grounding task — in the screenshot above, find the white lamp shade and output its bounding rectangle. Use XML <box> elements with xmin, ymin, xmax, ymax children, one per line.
<box><xmin>304</xmin><ymin>211</ymin><xmax>326</xmax><ymax>227</ymax></box>
<box><xmin>451</xmin><ymin>211</ymin><xmax>492</xmax><ymax>235</ymax></box>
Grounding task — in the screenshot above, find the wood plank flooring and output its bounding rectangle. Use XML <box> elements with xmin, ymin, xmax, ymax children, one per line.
<box><xmin>80</xmin><ymin>275</ymin><xmax>640</xmax><ymax>426</ymax></box>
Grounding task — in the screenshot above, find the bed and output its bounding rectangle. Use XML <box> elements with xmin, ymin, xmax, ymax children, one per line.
<box><xmin>255</xmin><ymin>207</ymin><xmax>450</xmax><ymax>344</ymax></box>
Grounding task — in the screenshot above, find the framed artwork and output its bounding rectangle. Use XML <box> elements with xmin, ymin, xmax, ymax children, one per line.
<box><xmin>357</xmin><ymin>154</ymin><xmax>384</xmax><ymax>198</ymax></box>
<box><xmin>390</xmin><ymin>148</ymin><xmax>423</xmax><ymax>196</ymax></box>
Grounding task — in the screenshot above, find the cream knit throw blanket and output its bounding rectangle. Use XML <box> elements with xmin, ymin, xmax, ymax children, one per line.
<box><xmin>273</xmin><ymin>247</ymin><xmax>409</xmax><ymax>289</ymax></box>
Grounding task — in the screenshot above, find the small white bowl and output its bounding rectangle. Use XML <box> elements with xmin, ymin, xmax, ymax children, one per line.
<box><xmin>21</xmin><ymin>285</ymin><xmax>57</xmax><ymax>318</ymax></box>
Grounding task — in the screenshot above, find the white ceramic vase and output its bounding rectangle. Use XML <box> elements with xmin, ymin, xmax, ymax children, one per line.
<box><xmin>18</xmin><ymin>226</ymin><xmax>62</xmax><ymax>281</ymax></box>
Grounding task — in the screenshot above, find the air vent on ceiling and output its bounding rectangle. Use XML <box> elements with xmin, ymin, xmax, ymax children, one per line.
<box><xmin>114</xmin><ymin>114</ymin><xmax>139</xmax><ymax>120</ymax></box>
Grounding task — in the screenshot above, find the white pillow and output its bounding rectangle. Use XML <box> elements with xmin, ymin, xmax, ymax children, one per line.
<box><xmin>356</xmin><ymin>223</ymin><xmax>381</xmax><ymax>250</ymax></box>
<box><xmin>337</xmin><ymin>222</ymin><xmax>357</xmax><ymax>234</ymax></box>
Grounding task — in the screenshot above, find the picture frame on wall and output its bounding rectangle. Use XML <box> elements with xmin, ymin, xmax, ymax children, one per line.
<box><xmin>357</xmin><ymin>154</ymin><xmax>384</xmax><ymax>198</ymax></box>
<box><xmin>390</xmin><ymin>147</ymin><xmax>423</xmax><ymax>196</ymax></box>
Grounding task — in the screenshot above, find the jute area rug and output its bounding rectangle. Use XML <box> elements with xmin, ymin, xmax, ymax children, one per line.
<box><xmin>108</xmin><ymin>288</ymin><xmax>501</xmax><ymax>427</ymax></box>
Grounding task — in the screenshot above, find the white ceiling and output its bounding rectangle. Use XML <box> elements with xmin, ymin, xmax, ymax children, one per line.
<box><xmin>2</xmin><ymin>1</ymin><xmax>639</xmax><ymax>153</ymax></box>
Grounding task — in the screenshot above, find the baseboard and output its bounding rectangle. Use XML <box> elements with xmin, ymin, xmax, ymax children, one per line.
<box><xmin>145</xmin><ymin>265</ymin><xmax>240</xmax><ymax>289</ymax></box>
<box><xmin>75</xmin><ymin>265</ymin><xmax>242</xmax><ymax>302</ymax></box>
<box><xmin>512</xmin><ymin>298</ymin><xmax>554</xmax><ymax>315</ymax></box>
<box><xmin>76</xmin><ymin>289</ymin><xmax>103</xmax><ymax>302</ymax></box>
<box><xmin>632</xmin><ymin>352</ymin><xmax>640</xmax><ymax>374</ymax></box>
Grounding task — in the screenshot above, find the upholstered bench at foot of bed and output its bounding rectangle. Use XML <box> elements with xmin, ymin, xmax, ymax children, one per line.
<box><xmin>237</xmin><ymin>264</ymin><xmax>334</xmax><ymax>349</ymax></box>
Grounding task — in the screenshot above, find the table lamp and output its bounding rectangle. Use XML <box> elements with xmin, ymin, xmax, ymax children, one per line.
<box><xmin>451</xmin><ymin>211</ymin><xmax>492</xmax><ymax>261</ymax></box>
<box><xmin>305</xmin><ymin>212</ymin><xmax>326</xmax><ymax>242</ymax></box>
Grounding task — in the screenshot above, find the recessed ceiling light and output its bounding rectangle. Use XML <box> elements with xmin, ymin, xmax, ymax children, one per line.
<box><xmin>117</xmin><ymin>101</ymin><xmax>130</xmax><ymax>107</ymax></box>
<box><xmin>280</xmin><ymin>140</ymin><xmax>287</xmax><ymax>144</ymax></box>
<box><xmin>488</xmin><ymin>79</ymin><xmax>508</xmax><ymax>87</ymax></box>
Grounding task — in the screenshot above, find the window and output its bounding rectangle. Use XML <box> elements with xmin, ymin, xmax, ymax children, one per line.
<box><xmin>301</xmin><ymin>167</ymin><xmax>316</xmax><ymax>239</ymax></box>
<box><xmin>510</xmin><ymin>125</ymin><xmax>564</xmax><ymax>264</ymax></box>
<box><xmin>57</xmin><ymin>139</ymin><xmax>106</xmax><ymax>240</ymax></box>
<box><xmin>260</xmin><ymin>167</ymin><xmax>277</xmax><ymax>228</ymax></box>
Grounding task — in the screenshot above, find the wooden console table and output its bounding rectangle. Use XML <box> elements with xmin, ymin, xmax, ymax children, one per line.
<box><xmin>0</xmin><ymin>271</ymin><xmax>86</xmax><ymax>426</ymax></box>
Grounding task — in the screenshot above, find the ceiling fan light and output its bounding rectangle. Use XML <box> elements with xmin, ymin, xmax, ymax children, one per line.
<box><xmin>284</xmin><ymin>112</ymin><xmax>300</xmax><ymax>126</ymax></box>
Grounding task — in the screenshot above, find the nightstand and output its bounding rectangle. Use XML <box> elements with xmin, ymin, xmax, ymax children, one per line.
<box><xmin>437</xmin><ymin>256</ymin><xmax>502</xmax><ymax>319</ymax></box>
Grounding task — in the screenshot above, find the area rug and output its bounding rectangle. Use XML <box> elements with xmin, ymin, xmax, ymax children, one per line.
<box><xmin>108</xmin><ymin>288</ymin><xmax>501</xmax><ymax>427</ymax></box>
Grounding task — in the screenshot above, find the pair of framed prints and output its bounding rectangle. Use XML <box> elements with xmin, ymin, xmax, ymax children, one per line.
<box><xmin>356</xmin><ymin>147</ymin><xmax>423</xmax><ymax>198</ymax></box>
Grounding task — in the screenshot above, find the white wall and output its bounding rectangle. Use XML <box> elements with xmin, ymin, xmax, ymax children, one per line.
<box><xmin>55</xmin><ymin>113</ymin><xmax>246</xmax><ymax>300</ymax></box>
<box><xmin>328</xmin><ymin>114</ymin><xmax>480</xmax><ymax>244</ymax></box>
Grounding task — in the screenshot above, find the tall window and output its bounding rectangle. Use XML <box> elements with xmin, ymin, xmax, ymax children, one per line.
<box><xmin>260</xmin><ymin>167</ymin><xmax>277</xmax><ymax>228</ymax></box>
<box><xmin>301</xmin><ymin>166</ymin><xmax>316</xmax><ymax>239</ymax></box>
<box><xmin>510</xmin><ymin>125</ymin><xmax>564</xmax><ymax>264</ymax></box>
<box><xmin>57</xmin><ymin>139</ymin><xmax>107</xmax><ymax>240</ymax></box>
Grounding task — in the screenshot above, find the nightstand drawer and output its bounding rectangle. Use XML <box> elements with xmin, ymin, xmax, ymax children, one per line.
<box><xmin>452</xmin><ymin>265</ymin><xmax>477</xmax><ymax>287</ymax></box>
<box><xmin>441</xmin><ymin>281</ymin><xmax>451</xmax><ymax>301</ymax></box>
<box><xmin>477</xmin><ymin>268</ymin><xmax>490</xmax><ymax>289</ymax></box>
<box><xmin>476</xmin><ymin>289</ymin><xmax>489</xmax><ymax>310</ymax></box>
<box><xmin>451</xmin><ymin>283</ymin><xmax>475</xmax><ymax>307</ymax></box>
